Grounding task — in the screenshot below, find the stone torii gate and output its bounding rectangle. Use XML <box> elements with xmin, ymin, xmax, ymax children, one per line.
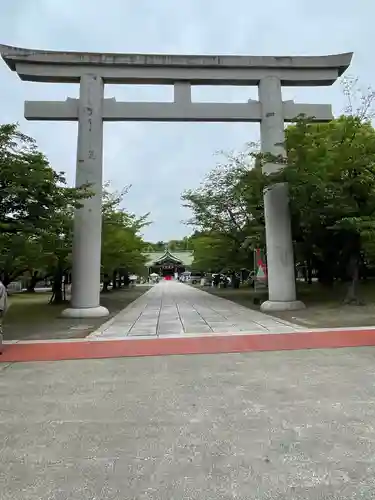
<box><xmin>0</xmin><ymin>45</ymin><xmax>352</xmax><ymax>317</ymax></box>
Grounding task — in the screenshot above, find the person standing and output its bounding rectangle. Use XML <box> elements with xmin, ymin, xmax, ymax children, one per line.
<box><xmin>0</xmin><ymin>280</ymin><xmax>8</xmax><ymax>348</ymax></box>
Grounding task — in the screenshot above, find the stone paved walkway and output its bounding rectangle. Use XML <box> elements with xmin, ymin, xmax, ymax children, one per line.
<box><xmin>90</xmin><ymin>281</ymin><xmax>303</xmax><ymax>339</ymax></box>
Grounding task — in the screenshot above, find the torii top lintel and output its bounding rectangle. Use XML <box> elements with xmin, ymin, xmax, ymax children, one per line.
<box><xmin>0</xmin><ymin>44</ymin><xmax>353</xmax><ymax>86</ymax></box>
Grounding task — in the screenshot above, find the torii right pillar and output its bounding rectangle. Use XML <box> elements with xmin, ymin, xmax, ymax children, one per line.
<box><xmin>259</xmin><ymin>76</ymin><xmax>307</xmax><ymax>312</ymax></box>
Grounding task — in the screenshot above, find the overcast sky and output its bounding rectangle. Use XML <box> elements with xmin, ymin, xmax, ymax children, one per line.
<box><xmin>0</xmin><ymin>0</ymin><xmax>373</xmax><ymax>241</ymax></box>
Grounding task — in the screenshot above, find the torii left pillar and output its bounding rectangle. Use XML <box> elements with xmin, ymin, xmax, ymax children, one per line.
<box><xmin>62</xmin><ymin>74</ymin><xmax>109</xmax><ymax>318</ymax></box>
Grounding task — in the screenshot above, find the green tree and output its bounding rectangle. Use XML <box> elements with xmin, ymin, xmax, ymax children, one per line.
<box><xmin>262</xmin><ymin>115</ymin><xmax>375</xmax><ymax>302</ymax></box>
<box><xmin>144</xmin><ymin>238</ymin><xmax>193</xmax><ymax>252</ymax></box>
<box><xmin>182</xmin><ymin>149</ymin><xmax>265</xmax><ymax>272</ymax></box>
<box><xmin>182</xmin><ymin>79</ymin><xmax>375</xmax><ymax>303</ymax></box>
<box><xmin>101</xmin><ymin>186</ymin><xmax>149</xmax><ymax>291</ymax></box>
<box><xmin>42</xmin><ymin>210</ymin><xmax>74</xmax><ymax>303</ymax></box>
<box><xmin>0</xmin><ymin>124</ymin><xmax>88</xmax><ymax>235</ymax></box>
<box><xmin>0</xmin><ymin>123</ymin><xmax>89</xmax><ymax>296</ymax></box>
<box><xmin>190</xmin><ymin>232</ymin><xmax>238</xmax><ymax>272</ymax></box>
<box><xmin>0</xmin><ymin>233</ymin><xmax>43</xmax><ymax>286</ymax></box>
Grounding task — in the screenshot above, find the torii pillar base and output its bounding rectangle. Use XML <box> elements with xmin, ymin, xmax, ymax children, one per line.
<box><xmin>260</xmin><ymin>300</ymin><xmax>305</xmax><ymax>313</ymax></box>
<box><xmin>61</xmin><ymin>306</ymin><xmax>109</xmax><ymax>319</ymax></box>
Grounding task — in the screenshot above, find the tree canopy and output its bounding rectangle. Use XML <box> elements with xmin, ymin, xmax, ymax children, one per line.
<box><xmin>0</xmin><ymin>124</ymin><xmax>88</xmax><ymax>235</ymax></box>
<box><xmin>182</xmin><ymin>149</ymin><xmax>265</xmax><ymax>273</ymax></box>
<box><xmin>275</xmin><ymin>115</ymin><xmax>375</xmax><ymax>297</ymax></box>
<box><xmin>101</xmin><ymin>185</ymin><xmax>149</xmax><ymax>290</ymax></box>
<box><xmin>182</xmin><ymin>110</ymin><xmax>375</xmax><ymax>300</ymax></box>
<box><xmin>145</xmin><ymin>237</ymin><xmax>193</xmax><ymax>252</ymax></box>
<box><xmin>0</xmin><ymin>124</ymin><xmax>149</xmax><ymax>299</ymax></box>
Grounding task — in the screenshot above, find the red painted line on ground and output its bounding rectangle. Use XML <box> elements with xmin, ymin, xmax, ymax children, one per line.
<box><xmin>1</xmin><ymin>329</ymin><xmax>375</xmax><ymax>363</ymax></box>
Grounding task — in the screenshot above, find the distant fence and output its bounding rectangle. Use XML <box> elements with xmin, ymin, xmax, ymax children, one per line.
<box><xmin>7</xmin><ymin>281</ymin><xmax>23</xmax><ymax>293</ymax></box>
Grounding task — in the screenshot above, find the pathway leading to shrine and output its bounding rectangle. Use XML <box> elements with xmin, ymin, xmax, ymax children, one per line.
<box><xmin>90</xmin><ymin>280</ymin><xmax>303</xmax><ymax>339</ymax></box>
<box><xmin>4</xmin><ymin>281</ymin><xmax>375</xmax><ymax>363</ymax></box>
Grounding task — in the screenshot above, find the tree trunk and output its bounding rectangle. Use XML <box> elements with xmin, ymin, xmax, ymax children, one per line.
<box><xmin>302</xmin><ymin>263</ymin><xmax>308</xmax><ymax>283</ymax></box>
<box><xmin>344</xmin><ymin>254</ymin><xmax>363</xmax><ymax>305</ymax></box>
<box><xmin>112</xmin><ymin>270</ymin><xmax>118</xmax><ymax>290</ymax></box>
<box><xmin>307</xmin><ymin>258</ymin><xmax>313</xmax><ymax>285</ymax></box>
<box><xmin>27</xmin><ymin>271</ymin><xmax>39</xmax><ymax>293</ymax></box>
<box><xmin>102</xmin><ymin>274</ymin><xmax>110</xmax><ymax>293</ymax></box>
<box><xmin>317</xmin><ymin>259</ymin><xmax>334</xmax><ymax>287</ymax></box>
<box><xmin>231</xmin><ymin>272</ymin><xmax>240</xmax><ymax>289</ymax></box>
<box><xmin>123</xmin><ymin>272</ymin><xmax>130</xmax><ymax>288</ymax></box>
<box><xmin>1</xmin><ymin>272</ymin><xmax>12</xmax><ymax>287</ymax></box>
<box><xmin>50</xmin><ymin>270</ymin><xmax>64</xmax><ymax>304</ymax></box>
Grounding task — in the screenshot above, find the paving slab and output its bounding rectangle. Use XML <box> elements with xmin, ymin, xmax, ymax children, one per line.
<box><xmin>2</xmin><ymin>348</ymin><xmax>375</xmax><ymax>499</ymax></box>
<box><xmin>90</xmin><ymin>281</ymin><xmax>302</xmax><ymax>339</ymax></box>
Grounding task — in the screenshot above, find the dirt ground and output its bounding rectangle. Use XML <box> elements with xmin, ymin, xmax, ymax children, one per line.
<box><xmin>202</xmin><ymin>281</ymin><xmax>375</xmax><ymax>329</ymax></box>
<box><xmin>3</xmin><ymin>286</ymin><xmax>150</xmax><ymax>341</ymax></box>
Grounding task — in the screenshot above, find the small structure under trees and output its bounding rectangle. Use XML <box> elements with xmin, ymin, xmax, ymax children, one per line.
<box><xmin>145</xmin><ymin>249</ymin><xmax>193</xmax><ymax>278</ymax></box>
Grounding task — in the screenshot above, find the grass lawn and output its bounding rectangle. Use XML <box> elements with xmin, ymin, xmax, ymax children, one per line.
<box><xmin>201</xmin><ymin>281</ymin><xmax>375</xmax><ymax>329</ymax></box>
<box><xmin>3</xmin><ymin>286</ymin><xmax>151</xmax><ymax>342</ymax></box>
